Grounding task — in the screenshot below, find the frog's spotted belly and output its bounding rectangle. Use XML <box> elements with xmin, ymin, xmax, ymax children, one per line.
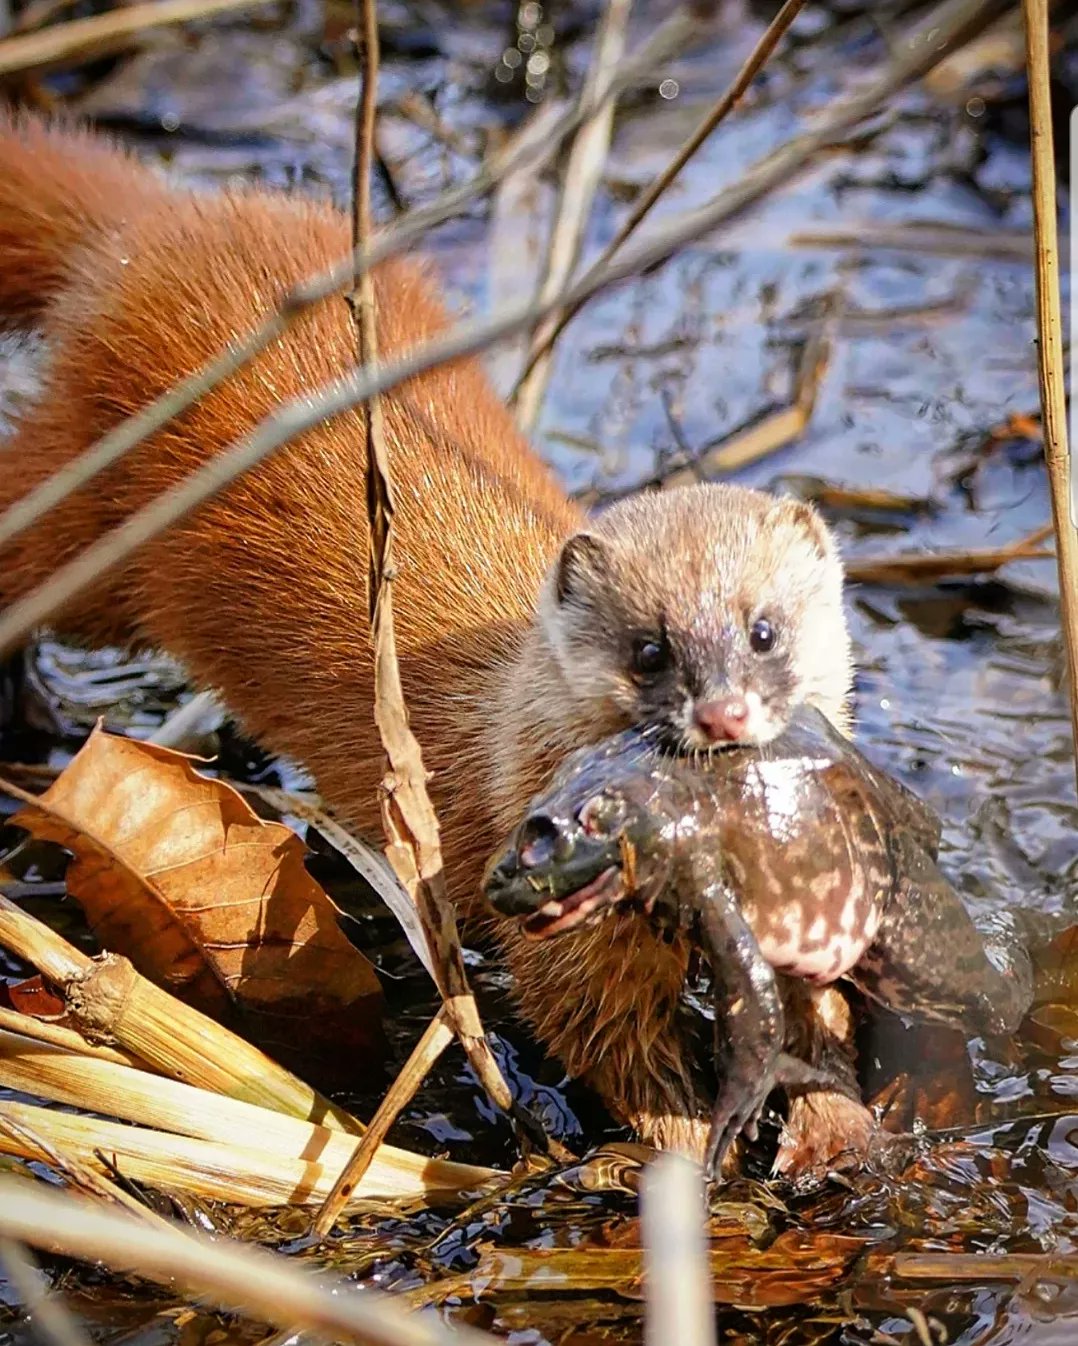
<box><xmin>743</xmin><ymin>870</ymin><xmax>883</xmax><ymax>984</ymax></box>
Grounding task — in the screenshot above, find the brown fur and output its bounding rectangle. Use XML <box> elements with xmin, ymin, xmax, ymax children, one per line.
<box><xmin>0</xmin><ymin>116</ymin><xmax>856</xmax><ymax>1157</ymax></box>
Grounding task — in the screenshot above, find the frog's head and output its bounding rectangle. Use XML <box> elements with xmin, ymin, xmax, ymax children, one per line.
<box><xmin>483</xmin><ymin>730</ymin><xmax>674</xmax><ymax>938</ymax></box>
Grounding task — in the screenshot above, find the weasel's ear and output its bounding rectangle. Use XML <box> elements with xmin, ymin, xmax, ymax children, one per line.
<box><xmin>555</xmin><ymin>532</ymin><xmax>610</xmax><ymax>605</ymax></box>
<box><xmin>780</xmin><ymin>499</ymin><xmax>834</xmax><ymax>561</ymax></box>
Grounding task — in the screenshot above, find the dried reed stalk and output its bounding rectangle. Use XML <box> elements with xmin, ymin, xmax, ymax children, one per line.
<box><xmin>314</xmin><ymin>1006</ymin><xmax>456</xmax><ymax>1234</ymax></box>
<box><xmin>641</xmin><ymin>1155</ymin><xmax>716</xmax><ymax>1346</ymax></box>
<box><xmin>0</xmin><ymin>0</ymin><xmax>272</xmax><ymax>76</ymax></box>
<box><xmin>514</xmin><ymin>0</ymin><xmax>808</xmax><ymax>387</ymax></box>
<box><xmin>343</xmin><ymin>0</ymin><xmax>551</xmax><ymax>1179</ymax></box>
<box><xmin>0</xmin><ymin>1034</ymin><xmax>494</xmax><ymax>1204</ymax></box>
<box><xmin>1022</xmin><ymin>0</ymin><xmax>1078</xmax><ymax>787</ymax></box>
<box><xmin>514</xmin><ymin>0</ymin><xmax>634</xmax><ymax>433</ymax></box>
<box><xmin>0</xmin><ymin>895</ymin><xmax>361</xmax><ymax>1131</ymax></box>
<box><xmin>0</xmin><ymin>1178</ymin><xmax>501</xmax><ymax>1346</ymax></box>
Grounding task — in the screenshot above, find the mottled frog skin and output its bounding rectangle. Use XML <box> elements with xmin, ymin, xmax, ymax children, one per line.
<box><xmin>483</xmin><ymin>705</ymin><xmax>1034</xmax><ymax>1176</ymax></box>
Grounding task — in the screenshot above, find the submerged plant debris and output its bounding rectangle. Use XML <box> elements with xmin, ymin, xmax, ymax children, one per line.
<box><xmin>0</xmin><ymin>1</ymin><xmax>1076</xmax><ymax>1343</ymax></box>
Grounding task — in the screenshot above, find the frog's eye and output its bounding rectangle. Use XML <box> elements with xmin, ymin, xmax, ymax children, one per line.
<box><xmin>749</xmin><ymin>617</ymin><xmax>776</xmax><ymax>653</ymax></box>
<box><xmin>579</xmin><ymin>792</ymin><xmax>627</xmax><ymax>838</ymax></box>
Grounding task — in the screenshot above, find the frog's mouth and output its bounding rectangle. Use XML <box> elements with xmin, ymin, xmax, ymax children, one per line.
<box><xmin>521</xmin><ymin>866</ymin><xmax>625</xmax><ymax>939</ymax></box>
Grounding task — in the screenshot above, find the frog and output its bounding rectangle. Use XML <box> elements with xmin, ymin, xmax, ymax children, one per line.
<box><xmin>482</xmin><ymin>704</ymin><xmax>1034</xmax><ymax>1177</ymax></box>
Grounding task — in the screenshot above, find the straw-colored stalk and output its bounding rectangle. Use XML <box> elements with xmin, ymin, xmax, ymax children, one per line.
<box><xmin>1022</xmin><ymin>0</ymin><xmax>1078</xmax><ymax>784</ymax></box>
<box><xmin>0</xmin><ymin>895</ymin><xmax>361</xmax><ymax>1132</ymax></box>
<box><xmin>0</xmin><ymin>0</ymin><xmax>272</xmax><ymax>75</ymax></box>
<box><xmin>0</xmin><ymin>1179</ymin><xmax>501</xmax><ymax>1346</ymax></box>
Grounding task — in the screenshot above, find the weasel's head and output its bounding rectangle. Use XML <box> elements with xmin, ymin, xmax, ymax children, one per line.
<box><xmin>537</xmin><ymin>484</ymin><xmax>852</xmax><ymax>749</ymax></box>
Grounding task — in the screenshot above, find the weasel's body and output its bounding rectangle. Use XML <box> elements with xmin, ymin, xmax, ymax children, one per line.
<box><xmin>0</xmin><ymin>116</ymin><xmax>855</xmax><ymax>1157</ymax></box>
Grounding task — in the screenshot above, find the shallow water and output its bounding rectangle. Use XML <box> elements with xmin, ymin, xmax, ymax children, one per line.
<box><xmin>1</xmin><ymin>1</ymin><xmax>1076</xmax><ymax>1342</ymax></box>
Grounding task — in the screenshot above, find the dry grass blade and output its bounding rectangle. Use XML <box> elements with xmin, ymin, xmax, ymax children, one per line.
<box><xmin>0</xmin><ymin>1178</ymin><xmax>502</xmax><ymax>1346</ymax></box>
<box><xmin>514</xmin><ymin>0</ymin><xmax>808</xmax><ymax>386</ymax></box>
<box><xmin>0</xmin><ymin>4</ymin><xmax>703</xmax><ymax>557</ymax></box>
<box><xmin>347</xmin><ymin>0</ymin><xmax>550</xmax><ymax>1159</ymax></box>
<box><xmin>886</xmin><ymin>1250</ymin><xmax>1078</xmax><ymax>1283</ymax></box>
<box><xmin>1022</xmin><ymin>0</ymin><xmax>1078</xmax><ymax>789</ymax></box>
<box><xmin>0</xmin><ymin>0</ymin><xmax>1007</xmax><ymax>660</ymax></box>
<box><xmin>0</xmin><ymin>0</ymin><xmax>273</xmax><ymax>76</ymax></box>
<box><xmin>514</xmin><ymin>0</ymin><xmax>634</xmax><ymax>435</ymax></box>
<box><xmin>641</xmin><ymin>1155</ymin><xmax>716</xmax><ymax>1346</ymax></box>
<box><xmin>0</xmin><ymin>894</ymin><xmax>362</xmax><ymax>1131</ymax></box>
<box><xmin>407</xmin><ymin>1232</ymin><xmax>866</xmax><ymax>1308</ymax></box>
<box><xmin>251</xmin><ymin>784</ymin><xmax>431</xmax><ymax>979</ymax></box>
<box><xmin>313</xmin><ymin>1006</ymin><xmax>456</xmax><ymax>1235</ymax></box>
<box><xmin>0</xmin><ymin>1005</ymin><xmax>145</xmax><ymax>1065</ymax></box>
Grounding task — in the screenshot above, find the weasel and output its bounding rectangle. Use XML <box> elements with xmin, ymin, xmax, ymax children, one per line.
<box><xmin>0</xmin><ymin>114</ymin><xmax>859</xmax><ymax>1159</ymax></box>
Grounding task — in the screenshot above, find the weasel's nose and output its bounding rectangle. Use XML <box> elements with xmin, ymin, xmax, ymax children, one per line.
<box><xmin>694</xmin><ymin>696</ymin><xmax>750</xmax><ymax>742</ymax></box>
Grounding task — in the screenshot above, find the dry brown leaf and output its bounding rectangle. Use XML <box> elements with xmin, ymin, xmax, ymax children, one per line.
<box><xmin>3</xmin><ymin>727</ymin><xmax>384</xmax><ymax>1086</ymax></box>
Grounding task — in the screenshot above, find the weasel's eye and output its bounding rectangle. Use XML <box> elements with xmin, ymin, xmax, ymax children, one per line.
<box><xmin>631</xmin><ymin>636</ymin><xmax>670</xmax><ymax>680</ymax></box>
<box><xmin>750</xmin><ymin>618</ymin><xmax>776</xmax><ymax>653</ymax></box>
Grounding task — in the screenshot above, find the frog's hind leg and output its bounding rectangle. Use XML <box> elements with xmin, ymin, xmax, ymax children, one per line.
<box><xmin>849</xmin><ymin>838</ymin><xmax>1033</xmax><ymax>1038</ymax></box>
<box><xmin>694</xmin><ymin>873</ymin><xmax>788</xmax><ymax>1179</ymax></box>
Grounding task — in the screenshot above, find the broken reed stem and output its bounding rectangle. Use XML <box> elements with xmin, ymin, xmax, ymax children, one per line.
<box><xmin>0</xmin><ymin>4</ymin><xmax>702</xmax><ymax>557</ymax></box>
<box><xmin>514</xmin><ymin>0</ymin><xmax>634</xmax><ymax>434</ymax></box>
<box><xmin>514</xmin><ymin>0</ymin><xmax>808</xmax><ymax>390</ymax></box>
<box><xmin>313</xmin><ymin>1006</ymin><xmax>455</xmax><ymax>1235</ymax></box>
<box><xmin>1022</xmin><ymin>0</ymin><xmax>1078</xmax><ymax>790</ymax></box>
<box><xmin>0</xmin><ymin>0</ymin><xmax>1007</xmax><ymax>659</ymax></box>
<box><xmin>0</xmin><ymin>0</ymin><xmax>272</xmax><ymax>75</ymax></box>
<box><xmin>0</xmin><ymin>895</ymin><xmax>361</xmax><ymax>1132</ymax></box>
<box><xmin>641</xmin><ymin>1155</ymin><xmax>717</xmax><ymax>1346</ymax></box>
<box><xmin>346</xmin><ymin>0</ymin><xmax>544</xmax><ymax>1162</ymax></box>
<box><xmin>0</xmin><ymin>1179</ymin><xmax>501</xmax><ymax>1346</ymax></box>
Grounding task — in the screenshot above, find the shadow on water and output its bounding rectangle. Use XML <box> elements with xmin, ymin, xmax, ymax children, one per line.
<box><xmin>1</xmin><ymin>1</ymin><xmax>1077</xmax><ymax>1342</ymax></box>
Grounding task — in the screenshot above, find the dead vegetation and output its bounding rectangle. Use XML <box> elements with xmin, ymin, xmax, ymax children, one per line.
<box><xmin>0</xmin><ymin>0</ymin><xmax>1075</xmax><ymax>1341</ymax></box>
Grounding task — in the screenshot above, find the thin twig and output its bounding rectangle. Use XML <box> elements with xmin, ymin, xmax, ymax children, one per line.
<box><xmin>1022</xmin><ymin>0</ymin><xmax>1078</xmax><ymax>789</ymax></box>
<box><xmin>0</xmin><ymin>1238</ymin><xmax>90</xmax><ymax>1346</ymax></box>
<box><xmin>0</xmin><ymin>1179</ymin><xmax>501</xmax><ymax>1346</ymax></box>
<box><xmin>0</xmin><ymin>0</ymin><xmax>1007</xmax><ymax>657</ymax></box>
<box><xmin>313</xmin><ymin>1007</ymin><xmax>455</xmax><ymax>1236</ymax></box>
<box><xmin>514</xmin><ymin>0</ymin><xmax>808</xmax><ymax>390</ymax></box>
<box><xmin>0</xmin><ymin>0</ymin><xmax>273</xmax><ymax>76</ymax></box>
<box><xmin>514</xmin><ymin>0</ymin><xmax>634</xmax><ymax>434</ymax></box>
<box><xmin>641</xmin><ymin>1155</ymin><xmax>716</xmax><ymax>1346</ymax></box>
<box><xmin>0</xmin><ymin>3</ymin><xmax>705</xmax><ymax>555</ymax></box>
